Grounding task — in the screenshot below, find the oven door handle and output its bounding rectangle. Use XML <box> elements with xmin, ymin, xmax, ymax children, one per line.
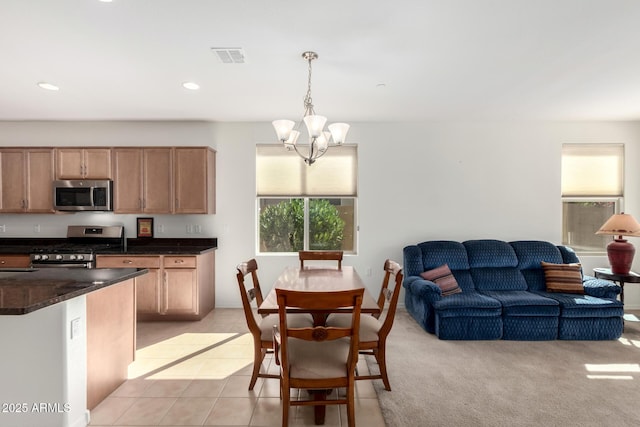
<box><xmin>32</xmin><ymin>263</ymin><xmax>93</xmax><ymax>269</ymax></box>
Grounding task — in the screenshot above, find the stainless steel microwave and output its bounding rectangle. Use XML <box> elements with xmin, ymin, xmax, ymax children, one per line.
<box><xmin>53</xmin><ymin>180</ymin><xmax>113</xmax><ymax>211</ymax></box>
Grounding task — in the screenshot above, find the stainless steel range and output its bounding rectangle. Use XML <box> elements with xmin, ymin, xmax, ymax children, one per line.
<box><xmin>30</xmin><ymin>225</ymin><xmax>125</xmax><ymax>269</ymax></box>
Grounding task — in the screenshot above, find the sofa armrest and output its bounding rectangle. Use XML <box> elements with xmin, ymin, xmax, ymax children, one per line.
<box><xmin>583</xmin><ymin>275</ymin><xmax>621</xmax><ymax>299</ymax></box>
<box><xmin>404</xmin><ymin>276</ymin><xmax>443</xmax><ymax>302</ymax></box>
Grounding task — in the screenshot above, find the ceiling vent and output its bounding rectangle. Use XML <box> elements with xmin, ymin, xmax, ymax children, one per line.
<box><xmin>211</xmin><ymin>47</ymin><xmax>246</xmax><ymax>64</ymax></box>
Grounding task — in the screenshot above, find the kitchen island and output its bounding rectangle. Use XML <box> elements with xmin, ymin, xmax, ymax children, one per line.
<box><xmin>0</xmin><ymin>267</ymin><xmax>147</xmax><ymax>427</ymax></box>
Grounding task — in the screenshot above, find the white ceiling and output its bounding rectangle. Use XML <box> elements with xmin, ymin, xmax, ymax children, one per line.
<box><xmin>2</xmin><ymin>0</ymin><xmax>640</xmax><ymax>122</ymax></box>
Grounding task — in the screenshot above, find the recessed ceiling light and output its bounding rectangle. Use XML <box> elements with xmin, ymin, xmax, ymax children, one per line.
<box><xmin>99</xmin><ymin>0</ymin><xmax>113</xmax><ymax>3</ymax></box>
<box><xmin>182</xmin><ymin>82</ymin><xmax>200</xmax><ymax>90</ymax></box>
<box><xmin>37</xmin><ymin>82</ymin><xmax>59</xmax><ymax>91</ymax></box>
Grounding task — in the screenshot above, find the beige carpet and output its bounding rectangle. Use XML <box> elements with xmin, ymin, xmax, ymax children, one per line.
<box><xmin>366</xmin><ymin>309</ymin><xmax>640</xmax><ymax>427</ymax></box>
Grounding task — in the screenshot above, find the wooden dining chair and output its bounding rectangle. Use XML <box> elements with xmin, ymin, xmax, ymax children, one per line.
<box><xmin>235</xmin><ymin>259</ymin><xmax>312</xmax><ymax>390</ymax></box>
<box><xmin>273</xmin><ymin>288</ymin><xmax>364</xmax><ymax>427</ymax></box>
<box><xmin>298</xmin><ymin>250</ymin><xmax>343</xmax><ymax>269</ymax></box>
<box><xmin>326</xmin><ymin>259</ymin><xmax>403</xmax><ymax>391</ymax></box>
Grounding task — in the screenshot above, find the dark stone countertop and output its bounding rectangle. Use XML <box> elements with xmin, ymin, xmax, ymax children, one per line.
<box><xmin>0</xmin><ymin>237</ymin><xmax>218</xmax><ymax>255</ymax></box>
<box><xmin>0</xmin><ymin>267</ymin><xmax>147</xmax><ymax>315</ymax></box>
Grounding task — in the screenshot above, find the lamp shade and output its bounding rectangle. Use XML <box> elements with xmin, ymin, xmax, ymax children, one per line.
<box><xmin>273</xmin><ymin>120</ymin><xmax>295</xmax><ymax>142</ymax></box>
<box><xmin>286</xmin><ymin>130</ymin><xmax>300</xmax><ymax>145</ymax></box>
<box><xmin>328</xmin><ymin>122</ymin><xmax>350</xmax><ymax>145</ymax></box>
<box><xmin>303</xmin><ymin>115</ymin><xmax>327</xmax><ymax>138</ymax></box>
<box><xmin>595</xmin><ymin>213</ymin><xmax>640</xmax><ymax>237</ymax></box>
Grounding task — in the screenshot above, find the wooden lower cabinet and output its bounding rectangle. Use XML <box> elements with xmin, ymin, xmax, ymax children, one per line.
<box><xmin>86</xmin><ymin>278</ymin><xmax>136</xmax><ymax>410</ymax></box>
<box><xmin>0</xmin><ymin>254</ymin><xmax>31</xmax><ymax>268</ymax></box>
<box><xmin>96</xmin><ymin>252</ymin><xmax>215</xmax><ymax>320</ymax></box>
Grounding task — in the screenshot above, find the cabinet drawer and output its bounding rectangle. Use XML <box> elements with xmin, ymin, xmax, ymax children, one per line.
<box><xmin>163</xmin><ymin>256</ymin><xmax>196</xmax><ymax>268</ymax></box>
<box><xmin>96</xmin><ymin>256</ymin><xmax>160</xmax><ymax>269</ymax></box>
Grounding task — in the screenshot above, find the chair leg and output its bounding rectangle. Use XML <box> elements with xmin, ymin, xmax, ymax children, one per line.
<box><xmin>281</xmin><ymin>381</ymin><xmax>290</xmax><ymax>427</ymax></box>
<box><xmin>346</xmin><ymin>380</ymin><xmax>356</xmax><ymax>427</ymax></box>
<box><xmin>249</xmin><ymin>343</ymin><xmax>264</xmax><ymax>390</ymax></box>
<box><xmin>375</xmin><ymin>346</ymin><xmax>391</xmax><ymax>391</ymax></box>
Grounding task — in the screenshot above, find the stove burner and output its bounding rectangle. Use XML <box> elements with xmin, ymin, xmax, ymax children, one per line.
<box><xmin>30</xmin><ymin>225</ymin><xmax>125</xmax><ymax>269</ymax></box>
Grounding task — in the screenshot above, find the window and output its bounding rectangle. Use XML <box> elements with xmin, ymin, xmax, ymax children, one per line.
<box><xmin>256</xmin><ymin>145</ymin><xmax>357</xmax><ymax>254</ymax></box>
<box><xmin>561</xmin><ymin>144</ymin><xmax>624</xmax><ymax>253</ymax></box>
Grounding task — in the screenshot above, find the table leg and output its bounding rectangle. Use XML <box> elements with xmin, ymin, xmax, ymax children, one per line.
<box><xmin>310</xmin><ymin>389</ymin><xmax>331</xmax><ymax>425</ymax></box>
<box><xmin>311</xmin><ymin>313</ymin><xmax>328</xmax><ymax>327</ymax></box>
<box><xmin>620</xmin><ymin>281</ymin><xmax>625</xmax><ymax>304</ymax></box>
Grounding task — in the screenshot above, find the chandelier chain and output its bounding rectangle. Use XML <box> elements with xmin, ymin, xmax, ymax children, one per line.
<box><xmin>304</xmin><ymin>55</ymin><xmax>315</xmax><ymax>115</ymax></box>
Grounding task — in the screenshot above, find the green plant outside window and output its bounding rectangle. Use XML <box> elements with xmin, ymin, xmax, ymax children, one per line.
<box><xmin>259</xmin><ymin>198</ymin><xmax>348</xmax><ymax>253</ymax></box>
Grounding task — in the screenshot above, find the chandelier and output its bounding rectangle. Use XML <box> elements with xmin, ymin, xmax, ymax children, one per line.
<box><xmin>272</xmin><ymin>51</ymin><xmax>350</xmax><ymax>165</ymax></box>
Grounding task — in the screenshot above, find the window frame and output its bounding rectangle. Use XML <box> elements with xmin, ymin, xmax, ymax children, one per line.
<box><xmin>560</xmin><ymin>143</ymin><xmax>624</xmax><ymax>255</ymax></box>
<box><xmin>561</xmin><ymin>196</ymin><xmax>621</xmax><ymax>255</ymax></box>
<box><xmin>256</xmin><ymin>196</ymin><xmax>358</xmax><ymax>255</ymax></box>
<box><xmin>255</xmin><ymin>144</ymin><xmax>359</xmax><ymax>256</ymax></box>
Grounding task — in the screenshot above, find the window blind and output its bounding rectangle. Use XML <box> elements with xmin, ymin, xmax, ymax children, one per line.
<box><xmin>256</xmin><ymin>144</ymin><xmax>358</xmax><ymax>196</ymax></box>
<box><xmin>561</xmin><ymin>143</ymin><xmax>624</xmax><ymax>197</ymax></box>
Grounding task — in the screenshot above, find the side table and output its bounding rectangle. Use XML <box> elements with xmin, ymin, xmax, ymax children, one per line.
<box><xmin>593</xmin><ymin>267</ymin><xmax>640</xmax><ymax>304</ymax></box>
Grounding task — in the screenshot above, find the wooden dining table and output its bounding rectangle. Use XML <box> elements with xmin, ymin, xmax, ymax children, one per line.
<box><xmin>258</xmin><ymin>265</ymin><xmax>380</xmax><ymax>323</ymax></box>
<box><xmin>258</xmin><ymin>265</ymin><xmax>380</xmax><ymax>425</ymax></box>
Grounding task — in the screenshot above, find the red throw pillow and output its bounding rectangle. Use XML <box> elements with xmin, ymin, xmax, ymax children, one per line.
<box><xmin>420</xmin><ymin>264</ymin><xmax>462</xmax><ymax>296</ymax></box>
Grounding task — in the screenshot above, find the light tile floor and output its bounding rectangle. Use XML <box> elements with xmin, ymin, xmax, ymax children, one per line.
<box><xmin>89</xmin><ymin>308</ymin><xmax>386</xmax><ymax>426</ymax></box>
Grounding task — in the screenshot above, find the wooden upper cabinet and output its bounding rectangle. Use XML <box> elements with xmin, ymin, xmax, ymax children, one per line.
<box><xmin>113</xmin><ymin>148</ymin><xmax>173</xmax><ymax>214</ymax></box>
<box><xmin>143</xmin><ymin>148</ymin><xmax>173</xmax><ymax>213</ymax></box>
<box><xmin>112</xmin><ymin>148</ymin><xmax>144</xmax><ymax>213</ymax></box>
<box><xmin>174</xmin><ymin>147</ymin><xmax>216</xmax><ymax>214</ymax></box>
<box><xmin>0</xmin><ymin>150</ymin><xmax>26</xmax><ymax>212</ymax></box>
<box><xmin>0</xmin><ymin>148</ymin><xmax>55</xmax><ymax>213</ymax></box>
<box><xmin>56</xmin><ymin>148</ymin><xmax>112</xmax><ymax>179</ymax></box>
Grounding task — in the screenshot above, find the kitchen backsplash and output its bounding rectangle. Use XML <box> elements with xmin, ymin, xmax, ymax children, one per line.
<box><xmin>0</xmin><ymin>213</ymin><xmax>216</xmax><ymax>238</ymax></box>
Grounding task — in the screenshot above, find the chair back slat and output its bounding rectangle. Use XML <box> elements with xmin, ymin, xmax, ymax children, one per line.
<box><xmin>236</xmin><ymin>259</ymin><xmax>266</xmax><ymax>335</ymax></box>
<box><xmin>299</xmin><ymin>250</ymin><xmax>344</xmax><ymax>269</ymax></box>
<box><xmin>376</xmin><ymin>259</ymin><xmax>403</xmax><ymax>335</ymax></box>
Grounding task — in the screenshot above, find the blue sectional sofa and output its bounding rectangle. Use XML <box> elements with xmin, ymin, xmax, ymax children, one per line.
<box><xmin>403</xmin><ymin>240</ymin><xmax>623</xmax><ymax>340</ymax></box>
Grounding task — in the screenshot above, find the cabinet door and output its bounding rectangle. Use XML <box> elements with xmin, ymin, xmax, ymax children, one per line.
<box><xmin>56</xmin><ymin>148</ymin><xmax>111</xmax><ymax>179</ymax></box>
<box><xmin>174</xmin><ymin>148</ymin><xmax>215</xmax><ymax>214</ymax></box>
<box><xmin>56</xmin><ymin>148</ymin><xmax>85</xmax><ymax>179</ymax></box>
<box><xmin>25</xmin><ymin>149</ymin><xmax>55</xmax><ymax>213</ymax></box>
<box><xmin>163</xmin><ymin>269</ymin><xmax>198</xmax><ymax>315</ymax></box>
<box><xmin>84</xmin><ymin>148</ymin><xmax>112</xmax><ymax>179</ymax></box>
<box><xmin>113</xmin><ymin>148</ymin><xmax>144</xmax><ymax>213</ymax></box>
<box><xmin>0</xmin><ymin>150</ymin><xmax>27</xmax><ymax>212</ymax></box>
<box><xmin>135</xmin><ymin>269</ymin><xmax>162</xmax><ymax>315</ymax></box>
<box><xmin>143</xmin><ymin>148</ymin><xmax>173</xmax><ymax>213</ymax></box>
<box><xmin>0</xmin><ymin>255</ymin><xmax>31</xmax><ymax>268</ymax></box>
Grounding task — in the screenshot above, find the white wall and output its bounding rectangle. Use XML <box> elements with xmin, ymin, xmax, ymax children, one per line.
<box><xmin>1</xmin><ymin>120</ymin><xmax>640</xmax><ymax>308</ymax></box>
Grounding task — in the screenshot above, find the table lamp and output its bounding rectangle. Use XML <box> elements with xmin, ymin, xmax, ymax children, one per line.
<box><xmin>595</xmin><ymin>212</ymin><xmax>640</xmax><ymax>274</ymax></box>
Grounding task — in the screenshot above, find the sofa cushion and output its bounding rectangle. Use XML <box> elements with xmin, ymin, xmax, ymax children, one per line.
<box><xmin>471</xmin><ymin>267</ymin><xmax>528</xmax><ymax>291</ymax></box>
<box><xmin>510</xmin><ymin>241</ymin><xmax>564</xmax><ymax>269</ymax></box>
<box><xmin>464</xmin><ymin>240</ymin><xmax>518</xmax><ymax>268</ymax></box>
<box><xmin>538</xmin><ymin>292</ymin><xmax>623</xmax><ymax>318</ymax></box>
<box><xmin>432</xmin><ymin>292</ymin><xmax>502</xmax><ymax>318</ymax></box>
<box><xmin>481</xmin><ymin>291</ymin><xmax>559</xmax><ymax>317</ymax></box>
<box><xmin>421</xmin><ymin>264</ymin><xmax>462</xmax><ymax>296</ymax></box>
<box><xmin>417</xmin><ymin>241</ymin><xmax>470</xmax><ymax>270</ymax></box>
<box><xmin>542</xmin><ymin>262</ymin><xmax>584</xmax><ymax>294</ymax></box>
